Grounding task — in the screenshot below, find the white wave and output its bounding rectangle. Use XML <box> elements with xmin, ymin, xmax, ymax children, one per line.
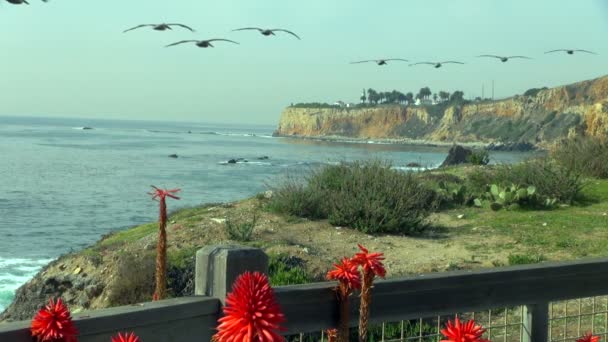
<box><xmin>0</xmin><ymin>257</ymin><xmax>54</xmax><ymax>312</ymax></box>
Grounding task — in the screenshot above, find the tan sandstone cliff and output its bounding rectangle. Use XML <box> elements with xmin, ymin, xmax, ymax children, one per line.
<box><xmin>275</xmin><ymin>75</ymin><xmax>608</xmax><ymax>147</ymax></box>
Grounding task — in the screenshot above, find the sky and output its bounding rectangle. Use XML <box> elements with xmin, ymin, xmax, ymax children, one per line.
<box><xmin>0</xmin><ymin>0</ymin><xmax>607</xmax><ymax>125</ymax></box>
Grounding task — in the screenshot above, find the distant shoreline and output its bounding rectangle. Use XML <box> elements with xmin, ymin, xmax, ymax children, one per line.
<box><xmin>273</xmin><ymin>133</ymin><xmax>491</xmax><ymax>149</ymax></box>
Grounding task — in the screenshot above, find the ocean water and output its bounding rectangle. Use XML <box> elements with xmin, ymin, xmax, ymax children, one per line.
<box><xmin>0</xmin><ymin>116</ymin><xmax>529</xmax><ymax>312</ymax></box>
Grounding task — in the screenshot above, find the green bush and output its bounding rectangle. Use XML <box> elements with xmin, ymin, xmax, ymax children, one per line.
<box><xmin>508</xmin><ymin>253</ymin><xmax>546</xmax><ymax>265</ymax></box>
<box><xmin>550</xmin><ymin>136</ymin><xmax>608</xmax><ymax>179</ymax></box>
<box><xmin>468</xmin><ymin>159</ymin><xmax>585</xmax><ymax>204</ymax></box>
<box><xmin>269</xmin><ymin>160</ymin><xmax>437</xmax><ymax>235</ymax></box>
<box><xmin>268</xmin><ymin>254</ymin><xmax>312</xmax><ymax>286</ymax></box>
<box><xmin>467</xmin><ymin>149</ymin><xmax>490</xmax><ymax>165</ymax></box>
<box><xmin>225</xmin><ymin>211</ymin><xmax>258</xmax><ymax>242</ymax></box>
<box><xmin>266</xmin><ymin>179</ymin><xmax>327</xmax><ymax>219</ymax></box>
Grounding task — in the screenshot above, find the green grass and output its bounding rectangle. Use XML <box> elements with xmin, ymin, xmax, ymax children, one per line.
<box><xmin>168</xmin><ymin>246</ymin><xmax>198</xmax><ymax>269</ymax></box>
<box><xmin>268</xmin><ymin>254</ymin><xmax>313</xmax><ymax>286</ymax></box>
<box><xmin>452</xmin><ymin>179</ymin><xmax>608</xmax><ymax>258</ymax></box>
<box><xmin>99</xmin><ymin>222</ymin><xmax>158</xmax><ymax>248</ymax></box>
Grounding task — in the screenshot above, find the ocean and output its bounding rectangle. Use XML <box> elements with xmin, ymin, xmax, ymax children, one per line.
<box><xmin>0</xmin><ymin>116</ymin><xmax>529</xmax><ymax>313</ymax></box>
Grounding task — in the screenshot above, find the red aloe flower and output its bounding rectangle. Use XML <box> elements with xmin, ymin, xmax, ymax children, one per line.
<box><xmin>577</xmin><ymin>333</ymin><xmax>601</xmax><ymax>342</ymax></box>
<box><xmin>30</xmin><ymin>298</ymin><xmax>78</xmax><ymax>342</ymax></box>
<box><xmin>326</xmin><ymin>329</ymin><xmax>338</xmax><ymax>342</ymax></box>
<box><xmin>351</xmin><ymin>244</ymin><xmax>386</xmax><ymax>342</ymax></box>
<box><xmin>351</xmin><ymin>244</ymin><xmax>386</xmax><ymax>278</ymax></box>
<box><xmin>148</xmin><ymin>185</ymin><xmax>181</xmax><ymax>301</ymax></box>
<box><xmin>214</xmin><ymin>271</ymin><xmax>286</xmax><ymax>342</ymax></box>
<box><xmin>440</xmin><ymin>317</ymin><xmax>489</xmax><ymax>342</ymax></box>
<box><xmin>111</xmin><ymin>332</ymin><xmax>141</xmax><ymax>342</ymax></box>
<box><xmin>326</xmin><ymin>257</ymin><xmax>361</xmax><ymax>291</ymax></box>
<box><xmin>326</xmin><ymin>257</ymin><xmax>361</xmax><ymax>342</ymax></box>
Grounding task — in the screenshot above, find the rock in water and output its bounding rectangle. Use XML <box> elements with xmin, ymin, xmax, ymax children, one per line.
<box><xmin>406</xmin><ymin>162</ymin><xmax>422</xmax><ymax>167</ymax></box>
<box><xmin>441</xmin><ymin>145</ymin><xmax>472</xmax><ymax>167</ymax></box>
<box><xmin>168</xmin><ymin>154</ymin><xmax>178</xmax><ymax>158</ymax></box>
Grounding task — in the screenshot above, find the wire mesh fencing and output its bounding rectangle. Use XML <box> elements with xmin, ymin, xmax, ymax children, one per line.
<box><xmin>284</xmin><ymin>295</ymin><xmax>608</xmax><ymax>342</ymax></box>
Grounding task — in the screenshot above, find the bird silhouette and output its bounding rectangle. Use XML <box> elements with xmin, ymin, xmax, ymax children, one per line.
<box><xmin>123</xmin><ymin>23</ymin><xmax>195</xmax><ymax>33</ymax></box>
<box><xmin>350</xmin><ymin>59</ymin><xmax>409</xmax><ymax>66</ymax></box>
<box><xmin>409</xmin><ymin>61</ymin><xmax>465</xmax><ymax>68</ymax></box>
<box><xmin>232</xmin><ymin>27</ymin><xmax>301</xmax><ymax>40</ymax></box>
<box><xmin>165</xmin><ymin>39</ymin><xmax>239</xmax><ymax>48</ymax></box>
<box><xmin>544</xmin><ymin>49</ymin><xmax>597</xmax><ymax>55</ymax></box>
<box><xmin>5</xmin><ymin>0</ymin><xmax>48</xmax><ymax>4</ymax></box>
<box><xmin>477</xmin><ymin>55</ymin><xmax>532</xmax><ymax>62</ymax></box>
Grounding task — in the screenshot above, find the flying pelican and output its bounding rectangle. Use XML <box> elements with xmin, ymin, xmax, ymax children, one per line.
<box><xmin>165</xmin><ymin>39</ymin><xmax>239</xmax><ymax>48</ymax></box>
<box><xmin>350</xmin><ymin>59</ymin><xmax>409</xmax><ymax>66</ymax></box>
<box><xmin>409</xmin><ymin>61</ymin><xmax>465</xmax><ymax>68</ymax></box>
<box><xmin>232</xmin><ymin>27</ymin><xmax>301</xmax><ymax>40</ymax></box>
<box><xmin>477</xmin><ymin>55</ymin><xmax>532</xmax><ymax>62</ymax></box>
<box><xmin>544</xmin><ymin>49</ymin><xmax>597</xmax><ymax>55</ymax></box>
<box><xmin>5</xmin><ymin>0</ymin><xmax>48</xmax><ymax>4</ymax></box>
<box><xmin>123</xmin><ymin>23</ymin><xmax>195</xmax><ymax>33</ymax></box>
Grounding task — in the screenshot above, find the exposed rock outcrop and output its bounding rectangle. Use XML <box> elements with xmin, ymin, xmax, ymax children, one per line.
<box><xmin>274</xmin><ymin>75</ymin><xmax>608</xmax><ymax>147</ymax></box>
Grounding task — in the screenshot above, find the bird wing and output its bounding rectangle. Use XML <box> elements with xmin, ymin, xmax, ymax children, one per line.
<box><xmin>207</xmin><ymin>39</ymin><xmax>240</xmax><ymax>44</ymax></box>
<box><xmin>165</xmin><ymin>40</ymin><xmax>198</xmax><ymax>47</ymax></box>
<box><xmin>409</xmin><ymin>62</ymin><xmax>436</xmax><ymax>66</ymax></box>
<box><xmin>123</xmin><ymin>24</ymin><xmax>154</xmax><ymax>33</ymax></box>
<box><xmin>271</xmin><ymin>29</ymin><xmax>301</xmax><ymax>40</ymax></box>
<box><xmin>507</xmin><ymin>56</ymin><xmax>532</xmax><ymax>59</ymax></box>
<box><xmin>544</xmin><ymin>49</ymin><xmax>567</xmax><ymax>54</ymax></box>
<box><xmin>575</xmin><ymin>49</ymin><xmax>597</xmax><ymax>54</ymax></box>
<box><xmin>477</xmin><ymin>55</ymin><xmax>502</xmax><ymax>59</ymax></box>
<box><xmin>167</xmin><ymin>23</ymin><xmax>195</xmax><ymax>32</ymax></box>
<box><xmin>441</xmin><ymin>61</ymin><xmax>465</xmax><ymax>64</ymax></box>
<box><xmin>350</xmin><ymin>60</ymin><xmax>375</xmax><ymax>64</ymax></box>
<box><xmin>384</xmin><ymin>58</ymin><xmax>409</xmax><ymax>62</ymax></box>
<box><xmin>232</xmin><ymin>27</ymin><xmax>263</xmax><ymax>32</ymax></box>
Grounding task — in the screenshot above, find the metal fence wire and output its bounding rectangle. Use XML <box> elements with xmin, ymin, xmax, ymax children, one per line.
<box><xmin>286</xmin><ymin>296</ymin><xmax>608</xmax><ymax>342</ymax></box>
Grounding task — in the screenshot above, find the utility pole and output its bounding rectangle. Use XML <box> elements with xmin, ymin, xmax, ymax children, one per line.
<box><xmin>492</xmin><ymin>80</ymin><xmax>495</xmax><ymax>100</ymax></box>
<box><xmin>482</xmin><ymin>83</ymin><xmax>485</xmax><ymax>99</ymax></box>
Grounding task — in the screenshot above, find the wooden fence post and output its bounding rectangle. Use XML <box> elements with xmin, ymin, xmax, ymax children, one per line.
<box><xmin>522</xmin><ymin>302</ymin><xmax>550</xmax><ymax>342</ymax></box>
<box><xmin>194</xmin><ymin>245</ymin><xmax>268</xmax><ymax>303</ymax></box>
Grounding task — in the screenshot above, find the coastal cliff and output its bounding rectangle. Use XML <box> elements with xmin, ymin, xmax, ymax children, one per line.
<box><xmin>275</xmin><ymin>75</ymin><xmax>608</xmax><ymax>147</ymax></box>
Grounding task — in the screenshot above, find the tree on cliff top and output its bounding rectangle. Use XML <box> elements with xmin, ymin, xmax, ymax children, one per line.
<box><xmin>439</xmin><ymin>91</ymin><xmax>450</xmax><ymax>102</ymax></box>
<box><xmin>449</xmin><ymin>91</ymin><xmax>465</xmax><ymax>103</ymax></box>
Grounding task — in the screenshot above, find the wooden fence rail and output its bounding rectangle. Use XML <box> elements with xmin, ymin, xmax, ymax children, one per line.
<box><xmin>1</xmin><ymin>245</ymin><xmax>608</xmax><ymax>342</ymax></box>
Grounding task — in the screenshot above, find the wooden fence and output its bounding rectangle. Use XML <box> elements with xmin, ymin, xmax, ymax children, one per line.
<box><xmin>2</xmin><ymin>245</ymin><xmax>608</xmax><ymax>342</ymax></box>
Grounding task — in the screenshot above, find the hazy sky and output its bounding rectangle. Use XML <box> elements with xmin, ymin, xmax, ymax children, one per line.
<box><xmin>1</xmin><ymin>0</ymin><xmax>607</xmax><ymax>125</ymax></box>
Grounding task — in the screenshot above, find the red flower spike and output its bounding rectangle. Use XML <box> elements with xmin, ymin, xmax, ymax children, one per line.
<box><xmin>440</xmin><ymin>317</ymin><xmax>489</xmax><ymax>342</ymax></box>
<box><xmin>214</xmin><ymin>272</ymin><xmax>286</xmax><ymax>342</ymax></box>
<box><xmin>351</xmin><ymin>244</ymin><xmax>386</xmax><ymax>278</ymax></box>
<box><xmin>326</xmin><ymin>257</ymin><xmax>361</xmax><ymax>291</ymax></box>
<box><xmin>577</xmin><ymin>333</ymin><xmax>601</xmax><ymax>342</ymax></box>
<box><xmin>30</xmin><ymin>298</ymin><xmax>78</xmax><ymax>342</ymax></box>
<box><xmin>148</xmin><ymin>186</ymin><xmax>181</xmax><ymax>201</ymax></box>
<box><xmin>111</xmin><ymin>332</ymin><xmax>141</xmax><ymax>342</ymax></box>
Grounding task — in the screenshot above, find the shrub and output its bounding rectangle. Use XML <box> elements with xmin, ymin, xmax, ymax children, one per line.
<box><xmin>225</xmin><ymin>211</ymin><xmax>258</xmax><ymax>242</ymax></box>
<box><xmin>468</xmin><ymin>159</ymin><xmax>585</xmax><ymax>204</ymax></box>
<box><xmin>268</xmin><ymin>254</ymin><xmax>312</xmax><ymax>286</ymax></box>
<box><xmin>550</xmin><ymin>136</ymin><xmax>608</xmax><ymax>179</ymax></box>
<box><xmin>267</xmin><ymin>178</ymin><xmax>327</xmax><ymax>219</ymax></box>
<box><xmin>466</xmin><ymin>149</ymin><xmax>490</xmax><ymax>165</ymax></box>
<box><xmin>508</xmin><ymin>253</ymin><xmax>546</xmax><ymax>265</ymax></box>
<box><xmin>269</xmin><ymin>161</ymin><xmax>437</xmax><ymax>235</ymax></box>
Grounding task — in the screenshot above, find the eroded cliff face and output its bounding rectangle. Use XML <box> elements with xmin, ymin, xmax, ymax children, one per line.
<box><xmin>275</xmin><ymin>75</ymin><xmax>608</xmax><ymax>146</ymax></box>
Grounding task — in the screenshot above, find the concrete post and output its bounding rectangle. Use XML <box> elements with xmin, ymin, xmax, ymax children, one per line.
<box><xmin>195</xmin><ymin>245</ymin><xmax>268</xmax><ymax>303</ymax></box>
<box><xmin>522</xmin><ymin>302</ymin><xmax>549</xmax><ymax>342</ymax></box>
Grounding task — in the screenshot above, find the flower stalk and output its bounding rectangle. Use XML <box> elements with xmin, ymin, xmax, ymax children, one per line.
<box><xmin>148</xmin><ymin>186</ymin><xmax>180</xmax><ymax>301</ymax></box>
